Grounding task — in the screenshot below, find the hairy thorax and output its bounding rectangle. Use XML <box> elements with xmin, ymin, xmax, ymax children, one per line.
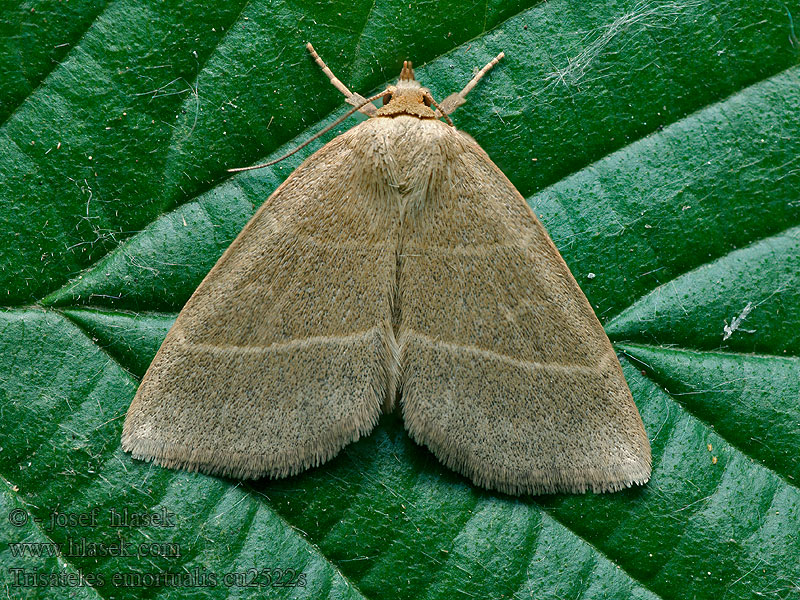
<box><xmin>340</xmin><ymin>115</ymin><xmax>473</xmax><ymax>216</ymax></box>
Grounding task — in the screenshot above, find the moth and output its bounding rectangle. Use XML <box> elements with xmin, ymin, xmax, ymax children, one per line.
<box><xmin>121</xmin><ymin>44</ymin><xmax>651</xmax><ymax>495</ymax></box>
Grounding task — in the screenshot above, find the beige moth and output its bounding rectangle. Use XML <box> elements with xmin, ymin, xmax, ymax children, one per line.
<box><xmin>121</xmin><ymin>44</ymin><xmax>651</xmax><ymax>495</ymax></box>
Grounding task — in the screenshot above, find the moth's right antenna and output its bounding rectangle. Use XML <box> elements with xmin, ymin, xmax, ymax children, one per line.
<box><xmin>435</xmin><ymin>52</ymin><xmax>505</xmax><ymax>118</ymax></box>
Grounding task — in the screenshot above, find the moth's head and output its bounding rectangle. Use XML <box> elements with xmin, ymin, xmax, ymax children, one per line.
<box><xmin>375</xmin><ymin>61</ymin><xmax>436</xmax><ymax>120</ymax></box>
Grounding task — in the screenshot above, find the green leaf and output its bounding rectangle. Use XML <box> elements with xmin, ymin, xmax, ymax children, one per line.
<box><xmin>2</xmin><ymin>1</ymin><xmax>799</xmax><ymax>599</ymax></box>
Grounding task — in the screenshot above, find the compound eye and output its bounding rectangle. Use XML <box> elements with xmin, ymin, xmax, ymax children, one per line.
<box><xmin>382</xmin><ymin>92</ymin><xmax>393</xmax><ymax>105</ymax></box>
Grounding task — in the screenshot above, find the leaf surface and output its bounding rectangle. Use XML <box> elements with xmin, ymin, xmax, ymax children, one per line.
<box><xmin>1</xmin><ymin>1</ymin><xmax>799</xmax><ymax>598</ymax></box>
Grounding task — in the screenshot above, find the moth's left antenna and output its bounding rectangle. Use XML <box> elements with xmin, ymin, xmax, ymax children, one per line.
<box><xmin>227</xmin><ymin>44</ymin><xmax>383</xmax><ymax>173</ymax></box>
<box><xmin>227</xmin><ymin>90</ymin><xmax>387</xmax><ymax>173</ymax></box>
<box><xmin>306</xmin><ymin>43</ymin><xmax>378</xmax><ymax>116</ymax></box>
